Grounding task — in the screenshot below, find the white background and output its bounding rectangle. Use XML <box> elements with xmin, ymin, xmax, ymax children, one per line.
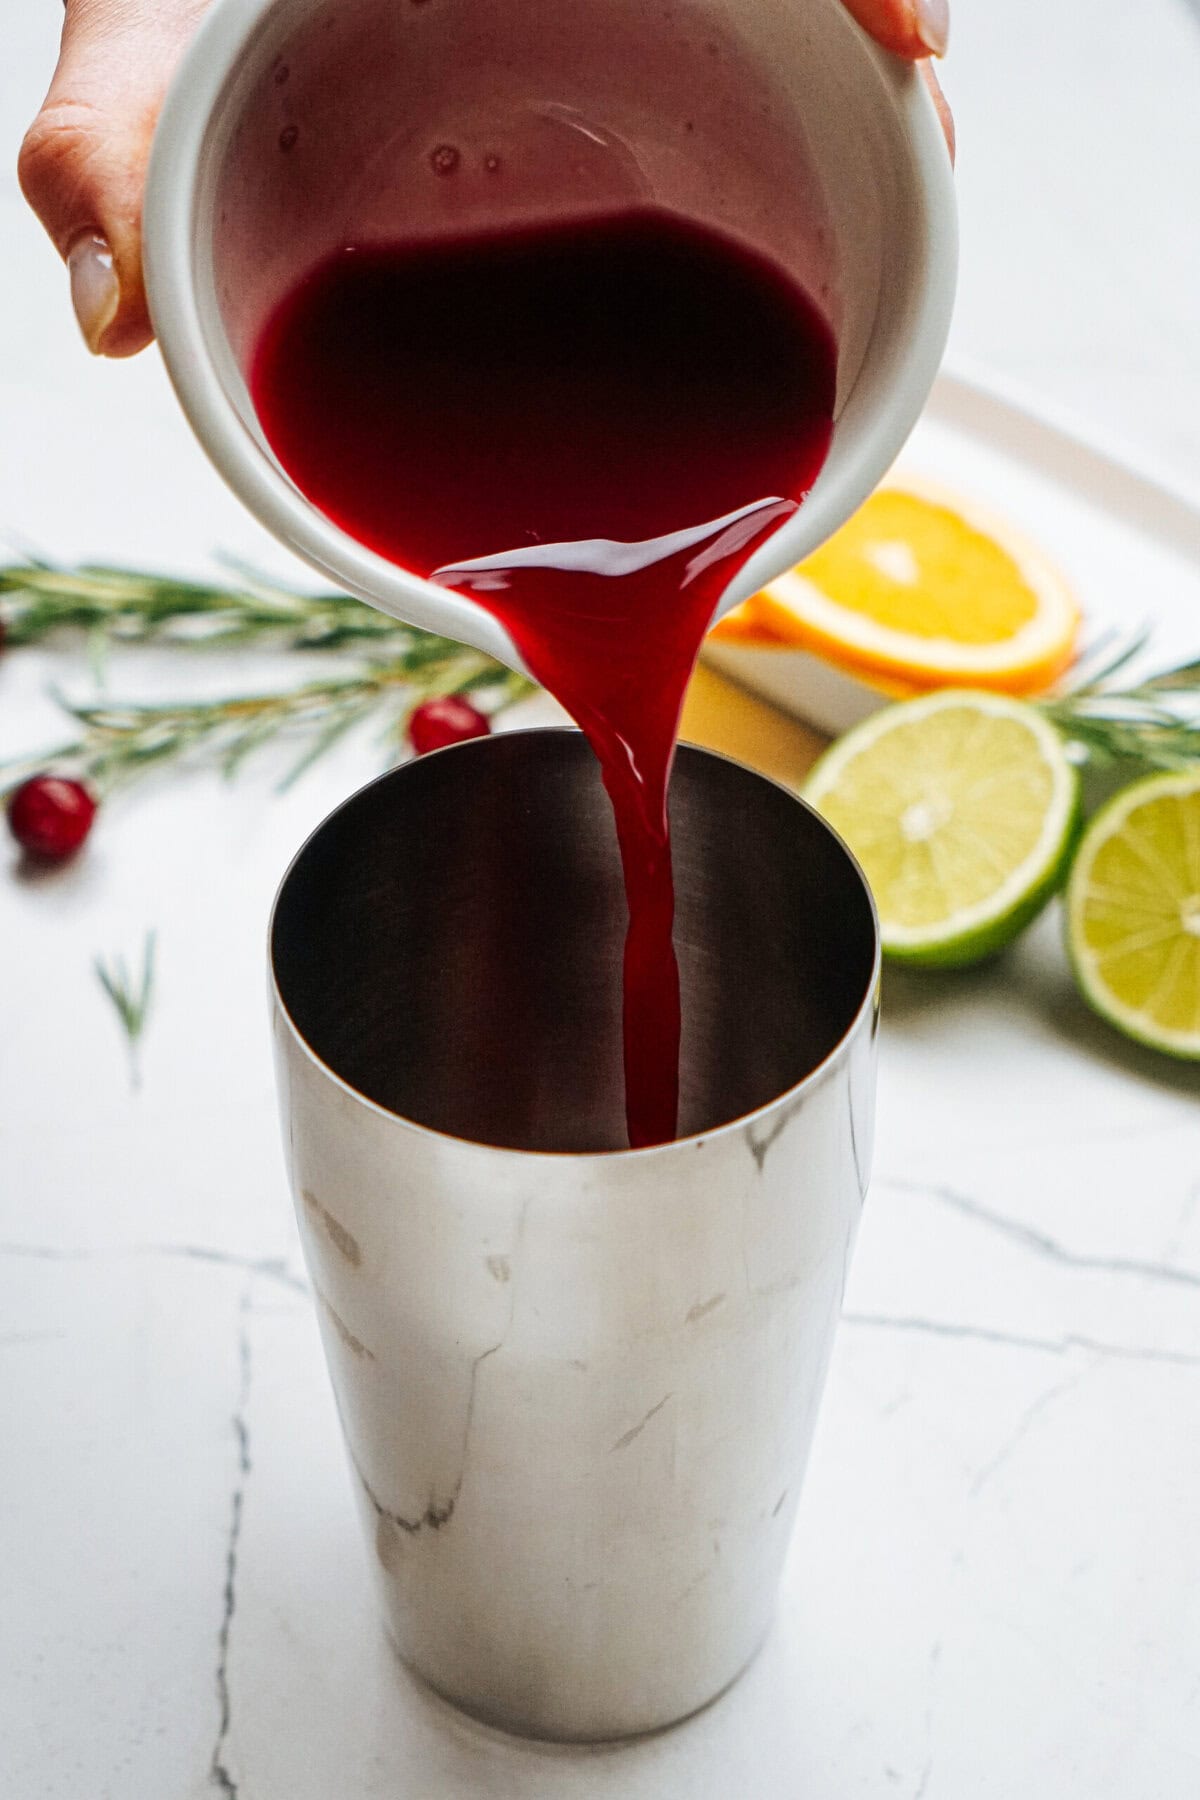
<box><xmin>2</xmin><ymin>2</ymin><xmax>1199</xmax><ymax>1795</ymax></box>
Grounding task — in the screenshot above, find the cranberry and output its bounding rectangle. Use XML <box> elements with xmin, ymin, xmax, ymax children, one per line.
<box><xmin>407</xmin><ymin>696</ymin><xmax>491</xmax><ymax>757</ymax></box>
<box><xmin>7</xmin><ymin>775</ymin><xmax>97</xmax><ymax>861</ymax></box>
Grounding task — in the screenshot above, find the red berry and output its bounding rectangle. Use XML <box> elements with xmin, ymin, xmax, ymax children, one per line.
<box><xmin>407</xmin><ymin>696</ymin><xmax>491</xmax><ymax>757</ymax></box>
<box><xmin>7</xmin><ymin>775</ymin><xmax>97</xmax><ymax>861</ymax></box>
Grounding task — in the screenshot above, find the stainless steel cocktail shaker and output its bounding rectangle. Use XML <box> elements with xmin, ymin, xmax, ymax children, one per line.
<box><xmin>270</xmin><ymin>730</ymin><xmax>879</xmax><ymax>1740</ymax></box>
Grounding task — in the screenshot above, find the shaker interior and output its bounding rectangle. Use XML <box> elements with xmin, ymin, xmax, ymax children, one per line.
<box><xmin>271</xmin><ymin>731</ymin><xmax>877</xmax><ymax>1152</ymax></box>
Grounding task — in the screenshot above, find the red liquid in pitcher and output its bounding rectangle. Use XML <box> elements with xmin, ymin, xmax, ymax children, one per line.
<box><xmin>252</xmin><ymin>210</ymin><xmax>836</xmax><ymax>1146</ymax></box>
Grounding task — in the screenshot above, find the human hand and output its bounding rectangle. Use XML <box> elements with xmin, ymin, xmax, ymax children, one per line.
<box><xmin>842</xmin><ymin>0</ymin><xmax>954</xmax><ymax>151</ymax></box>
<box><xmin>19</xmin><ymin>0</ymin><xmax>211</xmax><ymax>358</ymax></box>
<box><xmin>19</xmin><ymin>0</ymin><xmax>951</xmax><ymax>360</ymax></box>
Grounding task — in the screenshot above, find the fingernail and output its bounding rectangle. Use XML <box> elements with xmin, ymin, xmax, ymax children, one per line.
<box><xmin>68</xmin><ymin>233</ymin><xmax>119</xmax><ymax>354</ymax></box>
<box><xmin>915</xmin><ymin>0</ymin><xmax>949</xmax><ymax>56</ymax></box>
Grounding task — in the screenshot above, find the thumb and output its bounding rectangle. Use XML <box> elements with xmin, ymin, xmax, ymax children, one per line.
<box><xmin>18</xmin><ymin>0</ymin><xmax>208</xmax><ymax>358</ymax></box>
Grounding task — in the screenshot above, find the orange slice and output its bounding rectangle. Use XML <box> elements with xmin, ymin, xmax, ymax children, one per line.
<box><xmin>716</xmin><ymin>483</ymin><xmax>1082</xmax><ymax>695</ymax></box>
<box><xmin>707</xmin><ymin>598</ymin><xmax>789</xmax><ymax>644</ymax></box>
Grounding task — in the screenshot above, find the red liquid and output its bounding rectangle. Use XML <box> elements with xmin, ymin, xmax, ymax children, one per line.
<box><xmin>252</xmin><ymin>211</ymin><xmax>836</xmax><ymax>1146</ymax></box>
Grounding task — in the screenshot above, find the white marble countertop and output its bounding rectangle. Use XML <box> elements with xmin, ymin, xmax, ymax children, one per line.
<box><xmin>2</xmin><ymin>1</ymin><xmax>1199</xmax><ymax>1794</ymax></box>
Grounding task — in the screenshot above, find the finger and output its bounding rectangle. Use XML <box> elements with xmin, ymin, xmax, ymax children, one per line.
<box><xmin>839</xmin><ymin>0</ymin><xmax>949</xmax><ymax>61</ymax></box>
<box><xmin>18</xmin><ymin>0</ymin><xmax>208</xmax><ymax>357</ymax></box>
<box><xmin>920</xmin><ymin>60</ymin><xmax>955</xmax><ymax>162</ymax></box>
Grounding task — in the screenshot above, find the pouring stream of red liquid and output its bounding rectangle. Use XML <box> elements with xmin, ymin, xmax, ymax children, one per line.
<box><xmin>252</xmin><ymin>210</ymin><xmax>836</xmax><ymax>1145</ymax></box>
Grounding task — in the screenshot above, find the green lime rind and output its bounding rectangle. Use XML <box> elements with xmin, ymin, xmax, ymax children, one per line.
<box><xmin>1066</xmin><ymin>769</ymin><xmax>1200</xmax><ymax>1061</ymax></box>
<box><xmin>805</xmin><ymin>690</ymin><xmax>1082</xmax><ymax>971</ymax></box>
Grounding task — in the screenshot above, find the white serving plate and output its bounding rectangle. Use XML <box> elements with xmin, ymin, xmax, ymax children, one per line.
<box><xmin>702</xmin><ymin>357</ymin><xmax>1200</xmax><ymax>737</ymax></box>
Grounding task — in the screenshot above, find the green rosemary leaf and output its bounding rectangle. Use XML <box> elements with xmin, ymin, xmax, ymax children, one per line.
<box><xmin>276</xmin><ymin>707</ymin><xmax>364</xmax><ymax>792</ymax></box>
<box><xmin>1142</xmin><ymin>657</ymin><xmax>1200</xmax><ymax>691</ymax></box>
<box><xmin>95</xmin><ymin>930</ymin><xmax>157</xmax><ymax>1089</ymax></box>
<box><xmin>1056</xmin><ymin>623</ymin><xmax>1154</xmax><ymax>696</ymax></box>
<box><xmin>219</xmin><ymin>713</ymin><xmax>289</xmax><ymax>781</ymax></box>
<box><xmin>85</xmin><ymin>621</ymin><xmax>110</xmax><ymax>687</ymax></box>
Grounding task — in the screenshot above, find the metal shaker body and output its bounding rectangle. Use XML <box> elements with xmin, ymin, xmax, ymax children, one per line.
<box><xmin>271</xmin><ymin>730</ymin><xmax>879</xmax><ymax>1740</ymax></box>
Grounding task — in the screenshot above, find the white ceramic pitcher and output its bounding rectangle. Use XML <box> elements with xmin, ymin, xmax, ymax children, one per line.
<box><xmin>143</xmin><ymin>0</ymin><xmax>955</xmax><ymax>672</ymax></box>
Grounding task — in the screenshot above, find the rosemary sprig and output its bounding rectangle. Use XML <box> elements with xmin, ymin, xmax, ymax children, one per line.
<box><xmin>0</xmin><ymin>557</ymin><xmax>535</xmax><ymax>793</ymax></box>
<box><xmin>0</xmin><ymin>558</ymin><xmax>406</xmax><ymax>653</ymax></box>
<box><xmin>95</xmin><ymin>930</ymin><xmax>156</xmax><ymax>1089</ymax></box>
<box><xmin>1041</xmin><ymin>631</ymin><xmax>1200</xmax><ymax>772</ymax></box>
<box><xmin>2</xmin><ymin>653</ymin><xmax>531</xmax><ymax>796</ymax></box>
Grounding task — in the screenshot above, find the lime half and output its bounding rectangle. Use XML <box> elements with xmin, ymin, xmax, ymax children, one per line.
<box><xmin>1067</xmin><ymin>770</ymin><xmax>1200</xmax><ymax>1059</ymax></box>
<box><xmin>805</xmin><ymin>690</ymin><xmax>1080</xmax><ymax>967</ymax></box>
